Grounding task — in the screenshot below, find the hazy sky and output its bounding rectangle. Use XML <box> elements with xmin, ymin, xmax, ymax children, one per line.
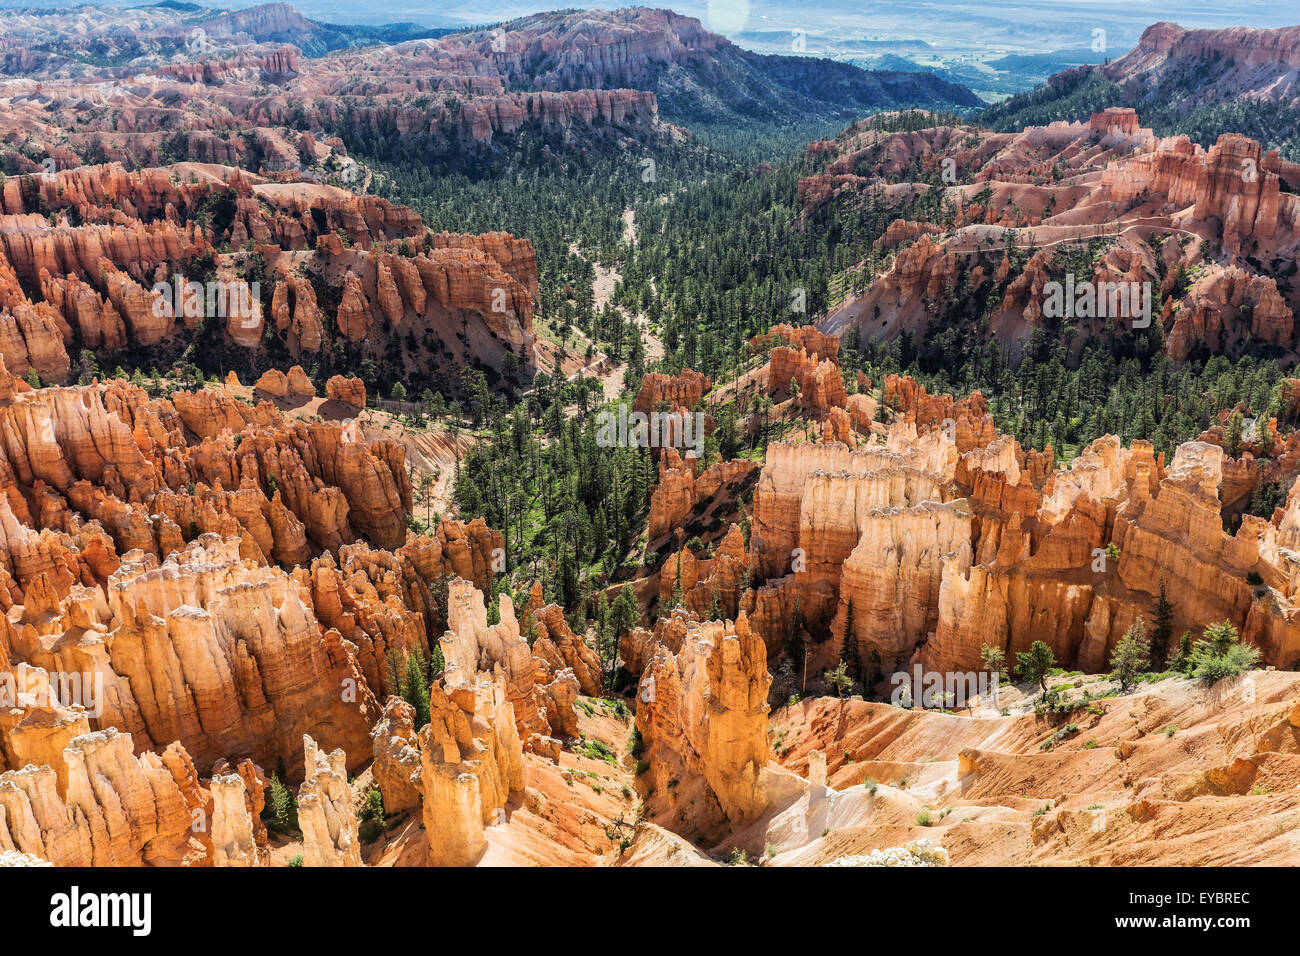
<box><xmin>2</xmin><ymin>0</ymin><xmax>1295</xmax><ymax>52</ymax></box>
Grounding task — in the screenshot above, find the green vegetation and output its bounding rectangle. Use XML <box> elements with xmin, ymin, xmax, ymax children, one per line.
<box><xmin>1016</xmin><ymin>641</ymin><xmax>1057</xmax><ymax>698</ymax></box>
<box><xmin>1185</xmin><ymin>621</ymin><xmax>1262</xmax><ymax>685</ymax></box>
<box><xmin>266</xmin><ymin>770</ymin><xmax>299</xmax><ymax>836</ymax></box>
<box><xmin>1109</xmin><ymin>619</ymin><xmax>1151</xmax><ymax>693</ymax></box>
<box><xmin>983</xmin><ymin>64</ymin><xmax>1300</xmax><ymax>162</ymax></box>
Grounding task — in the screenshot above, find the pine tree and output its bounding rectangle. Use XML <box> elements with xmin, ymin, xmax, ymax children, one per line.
<box><xmin>1110</xmin><ymin>618</ymin><xmax>1151</xmax><ymax>692</ymax></box>
<box><xmin>785</xmin><ymin>597</ymin><xmax>805</xmax><ymax>687</ymax></box>
<box><xmin>1150</xmin><ymin>576</ymin><xmax>1174</xmax><ymax>670</ymax></box>
<box><xmin>670</xmin><ymin>550</ymin><xmax>684</xmax><ymax>609</ymax></box>
<box><xmin>841</xmin><ymin>599</ymin><xmax>861</xmax><ymax>685</ymax></box>
<box><xmin>1175</xmin><ymin>632</ymin><xmax>1190</xmax><ymax>676</ymax></box>
<box><xmin>1015</xmin><ymin>641</ymin><xmax>1056</xmax><ymax>698</ymax></box>
<box><xmin>267</xmin><ymin>773</ymin><xmax>298</xmax><ymax>833</ymax></box>
<box><xmin>395</xmin><ymin>647</ymin><xmax>430</xmax><ymax>729</ymax></box>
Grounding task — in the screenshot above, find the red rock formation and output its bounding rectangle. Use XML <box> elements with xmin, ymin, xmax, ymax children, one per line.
<box><xmin>656</xmin><ymin>524</ymin><xmax>750</xmax><ymax>622</ymax></box>
<box><xmin>811</xmin><ymin>110</ymin><xmax>1300</xmax><ymax>362</ymax></box>
<box><xmin>749</xmin><ymin>323</ymin><xmax>839</xmax><ymax>361</ymax></box>
<box><xmin>634</xmin><ymin>610</ymin><xmax>771</xmax><ymax>827</ymax></box>
<box><xmin>297</xmin><ymin>735</ymin><xmax>361</xmax><ymax>867</ymax></box>
<box><xmin>370</xmin><ymin>697</ymin><xmax>422</xmax><ymax>815</ymax></box>
<box><xmin>0</xmin><ymin>727</ymin><xmax>258</xmax><ymax>866</ymax></box>
<box><xmin>729</xmin><ymin>371</ymin><xmax>1300</xmax><ymax>684</ymax></box>
<box><xmin>531</xmin><ymin>604</ymin><xmax>604</xmax><ymax>698</ymax></box>
<box><xmin>418</xmin><ymin>674</ymin><xmax>524</xmax><ymax>866</ymax></box>
<box><xmin>1090</xmin><ymin>108</ymin><xmax>1141</xmax><ymax>137</ymax></box>
<box><xmin>1107</xmin><ymin>22</ymin><xmax>1300</xmax><ymax>97</ymax></box>
<box><xmin>1164</xmin><ymin>265</ymin><xmax>1291</xmax><ymax>361</ymax></box>
<box><xmin>646</xmin><ymin>447</ymin><xmax>758</xmax><ymax>541</ymax></box>
<box><xmin>768</xmin><ymin>346</ymin><xmax>847</xmax><ymax>411</ymax></box>
<box><xmin>0</xmin><ymin>163</ymin><xmax>540</xmax><ymax>382</ymax></box>
<box><xmin>326</xmin><ymin>375</ymin><xmax>366</xmax><ymax>408</ymax></box>
<box><xmin>633</xmin><ymin>369</ymin><xmax>711</xmax><ymax>416</ymax></box>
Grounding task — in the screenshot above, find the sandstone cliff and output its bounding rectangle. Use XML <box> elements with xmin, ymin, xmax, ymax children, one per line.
<box><xmin>634</xmin><ymin>610</ymin><xmax>772</xmax><ymax>829</ymax></box>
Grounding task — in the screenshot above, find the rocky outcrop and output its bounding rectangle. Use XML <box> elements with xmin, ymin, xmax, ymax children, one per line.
<box><xmin>369</xmin><ymin>697</ymin><xmax>422</xmax><ymax>815</ymax></box>
<box><xmin>0</xmin><ymin>376</ymin><xmax>414</xmax><ymax>576</ymax></box>
<box><xmin>210</xmin><ymin>772</ymin><xmax>259</xmax><ymax>867</ymax></box>
<box><xmin>95</xmin><ymin>537</ymin><xmax>381</xmax><ymax>774</ymax></box>
<box><xmin>1107</xmin><ymin>22</ymin><xmax>1300</xmax><ymax>101</ymax></box>
<box><xmin>0</xmin><ymin>728</ymin><xmax>208</xmax><ymax>866</ymax></box>
<box><xmin>634</xmin><ymin>611</ymin><xmax>771</xmax><ymax>827</ymax></box>
<box><xmin>1164</xmin><ymin>265</ymin><xmax>1291</xmax><ymax>361</ymax></box>
<box><xmin>750</xmin><ymin>323</ymin><xmax>840</xmax><ymax>361</ymax></box>
<box><xmin>530</xmin><ymin>604</ymin><xmax>604</xmax><ymax>698</ymax></box>
<box><xmin>633</xmin><ymin>369</ymin><xmax>711</xmax><ymax>416</ymax></box>
<box><xmin>768</xmin><ymin>346</ymin><xmax>846</xmax><ymax>411</ymax></box>
<box><xmin>733</xmin><ymin>370</ymin><xmax>1300</xmax><ymax>682</ymax></box>
<box><xmin>0</xmin><ymin>161</ymin><xmax>539</xmax><ymax>385</ymax></box>
<box><xmin>440</xmin><ymin>577</ymin><xmax>548</xmax><ymax>741</ymax></box>
<box><xmin>747</xmin><ymin>433</ymin><xmax>959</xmax><ymax>662</ymax></box>
<box><xmin>417</xmin><ymin>675</ymin><xmax>523</xmax><ymax>866</ymax></box>
<box><xmin>1089</xmin><ymin>107</ymin><xmax>1142</xmax><ymax>137</ymax></box>
<box><xmin>814</xmin><ymin>109</ymin><xmax>1300</xmax><ymax>363</ymax></box>
<box><xmin>647</xmin><ymin>447</ymin><xmax>758</xmax><ymax>541</ymax></box>
<box><xmin>297</xmin><ymin>735</ymin><xmax>361</xmax><ymax>867</ymax></box>
<box><xmin>326</xmin><ymin>375</ymin><xmax>366</xmax><ymax>408</ymax></box>
<box><xmin>656</xmin><ymin>523</ymin><xmax>750</xmax><ymax>623</ymax></box>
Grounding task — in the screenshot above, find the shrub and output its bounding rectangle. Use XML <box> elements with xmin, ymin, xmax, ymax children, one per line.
<box><xmin>358</xmin><ymin>786</ymin><xmax>385</xmax><ymax>842</ymax></box>
<box><xmin>915</xmin><ymin>809</ymin><xmax>932</xmax><ymax>826</ymax></box>
<box><xmin>1040</xmin><ymin>722</ymin><xmax>1079</xmax><ymax>750</ymax></box>
<box><xmin>361</xmin><ymin>786</ymin><xmax>384</xmax><ymax>823</ymax></box>
<box><xmin>979</xmin><ymin>643</ymin><xmax>1006</xmax><ymax>682</ymax></box>
<box><xmin>1188</xmin><ymin>621</ymin><xmax>1261</xmax><ymax>685</ymax></box>
<box><xmin>581</xmin><ymin>739</ymin><xmax>617</xmax><ymax>765</ymax></box>
<box><xmin>266</xmin><ymin>773</ymin><xmax>298</xmax><ymax>834</ymax></box>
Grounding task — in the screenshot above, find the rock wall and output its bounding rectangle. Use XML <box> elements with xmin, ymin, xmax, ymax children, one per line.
<box><xmin>0</xmin><ymin>727</ymin><xmax>257</xmax><ymax>867</ymax></box>
<box><xmin>738</xmin><ymin>375</ymin><xmax>1300</xmax><ymax>685</ymax></box>
<box><xmin>417</xmin><ymin>675</ymin><xmax>524</xmax><ymax>866</ymax></box>
<box><xmin>0</xmin><ymin>163</ymin><xmax>539</xmax><ymax>384</ymax></box>
<box><xmin>297</xmin><ymin>735</ymin><xmax>361</xmax><ymax>867</ymax></box>
<box><xmin>634</xmin><ymin>610</ymin><xmax>771</xmax><ymax>827</ymax></box>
